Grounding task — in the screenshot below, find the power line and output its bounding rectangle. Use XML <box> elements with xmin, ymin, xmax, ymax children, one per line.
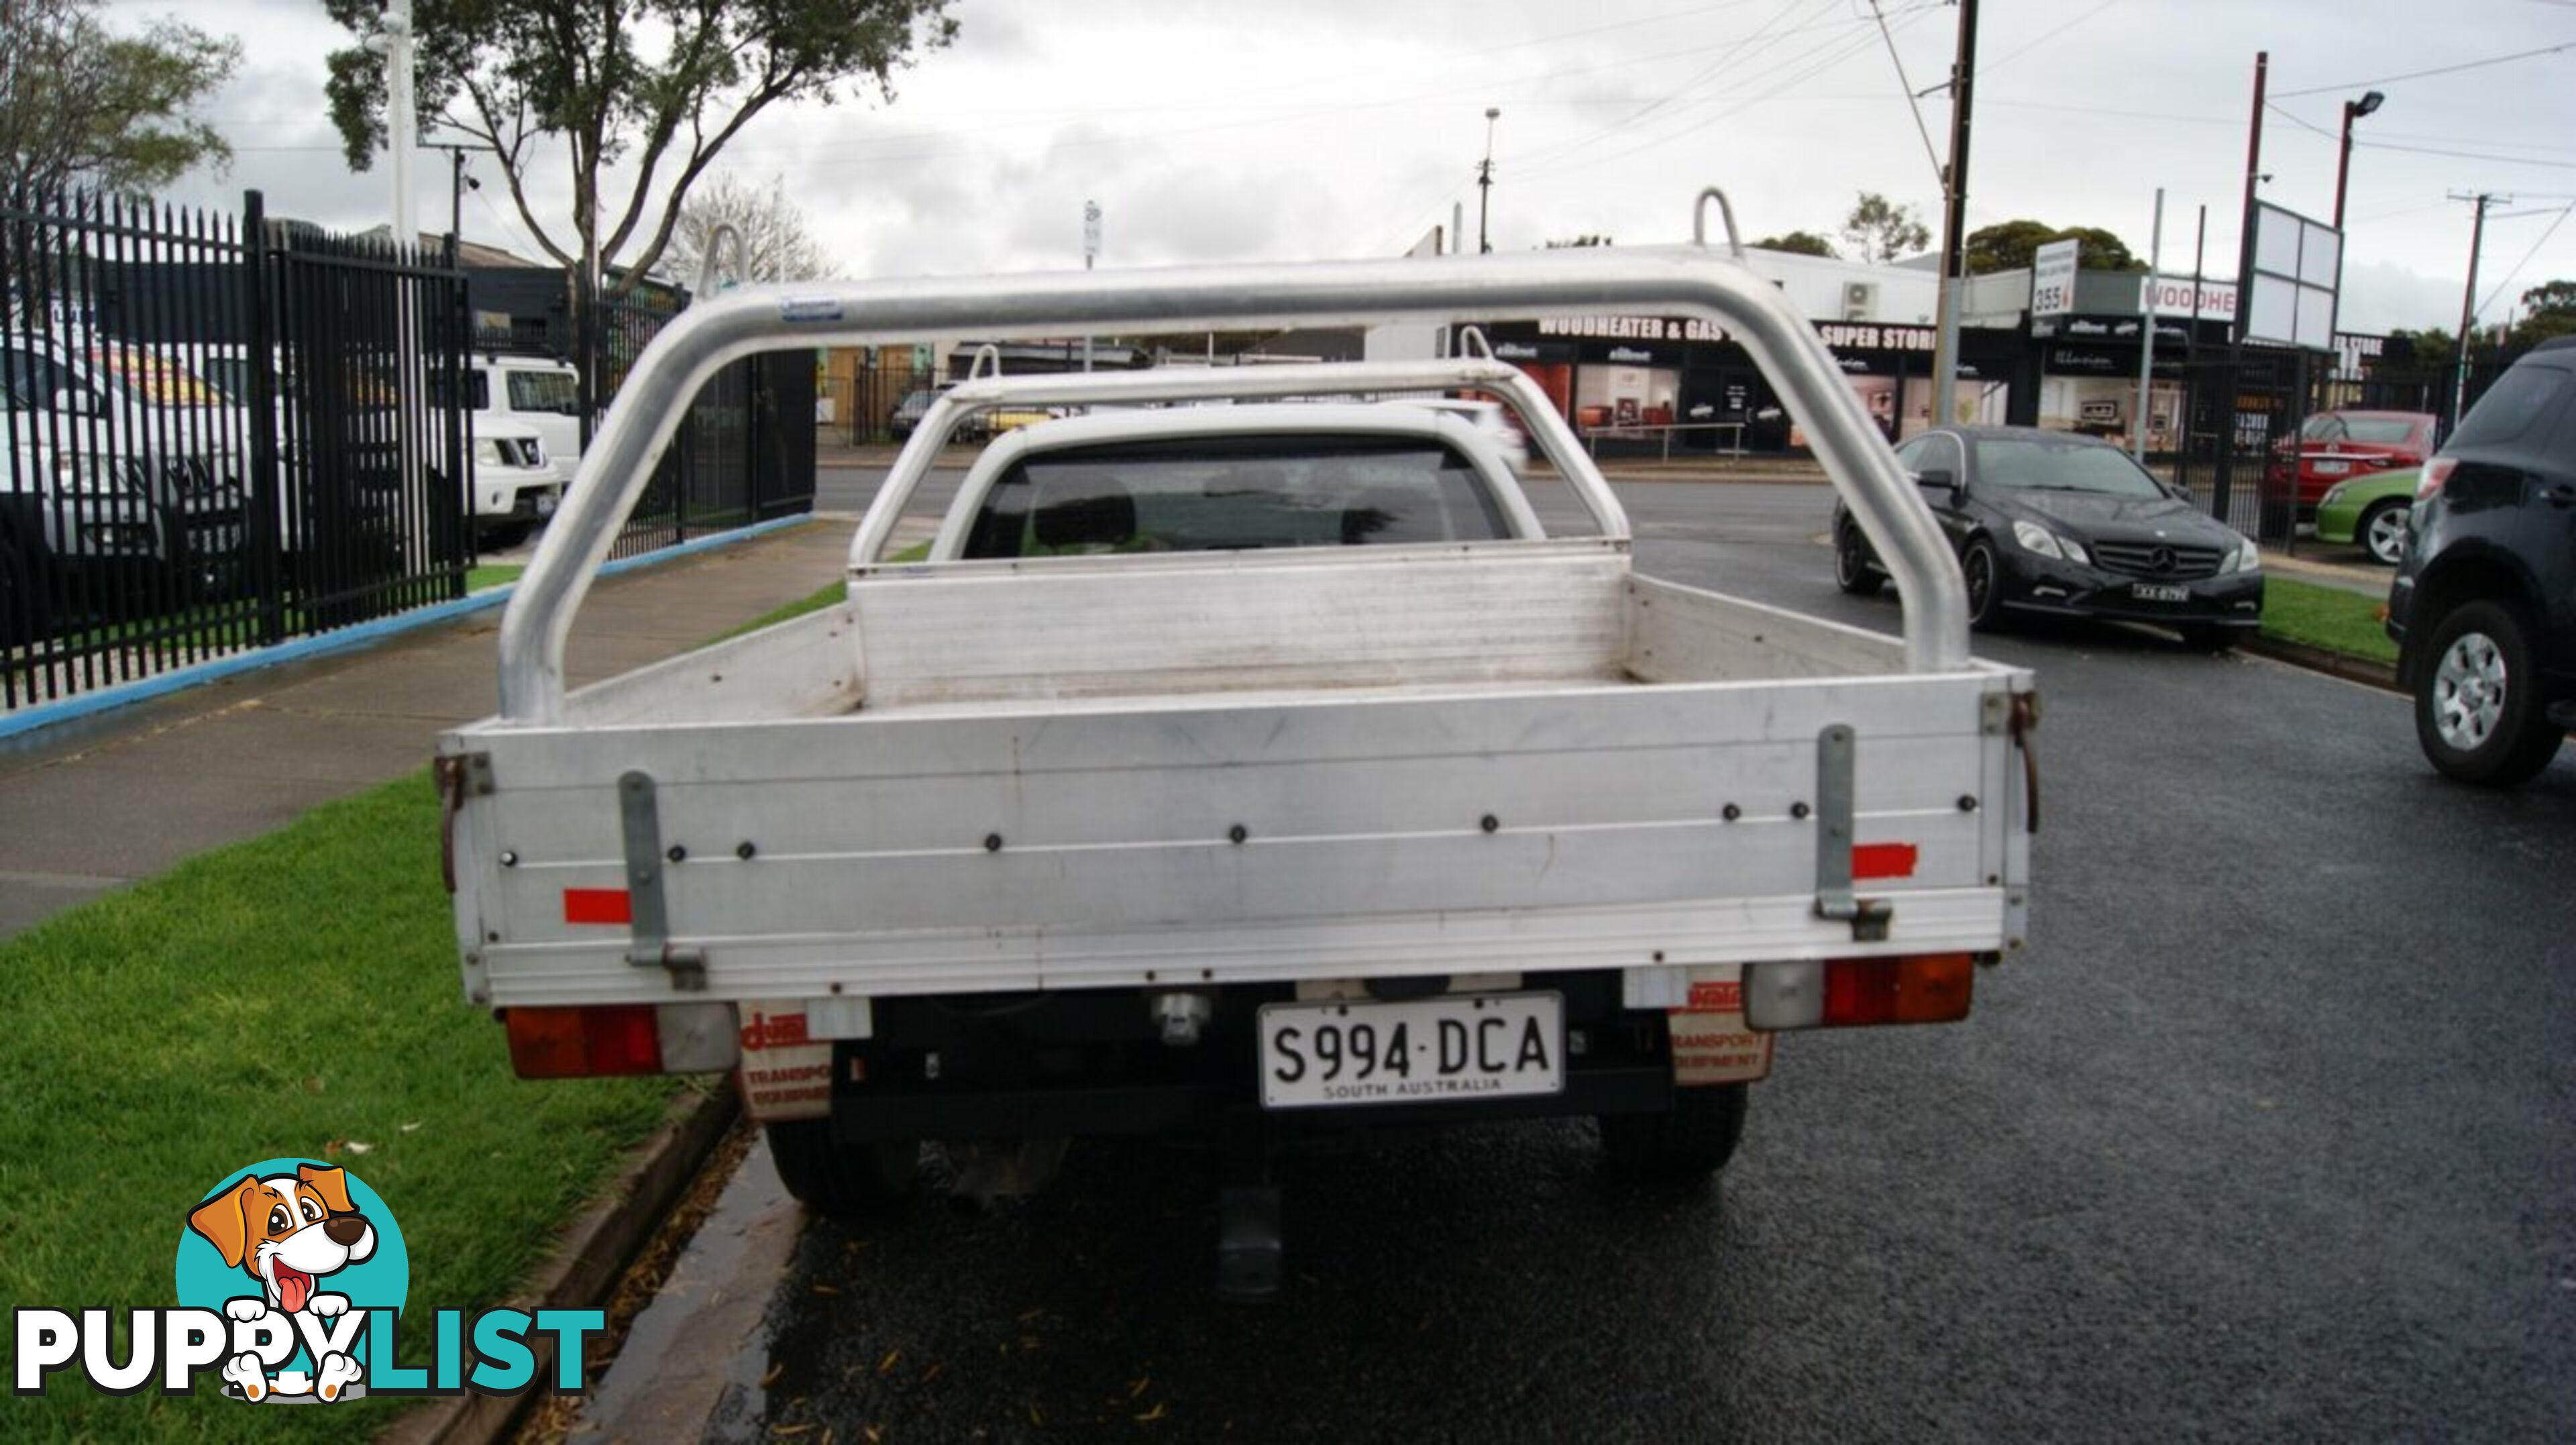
<box><xmin>2476</xmin><ymin>199</ymin><xmax>2576</xmax><ymax>317</ymax></box>
<box><xmin>2271</xmin><ymin>38</ymin><xmax>2576</xmax><ymax>98</ymax></box>
<box><xmin>1866</xmin><ymin>0</ymin><xmax>1945</xmax><ymax>187</ymax></box>
<box><xmin>1977</xmin><ymin>0</ymin><xmax>2118</xmax><ymax>76</ymax></box>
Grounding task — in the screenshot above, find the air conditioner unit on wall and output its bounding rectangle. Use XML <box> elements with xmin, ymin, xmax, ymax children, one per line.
<box><xmin>1841</xmin><ymin>281</ymin><xmax>1875</xmax><ymax>320</ymax></box>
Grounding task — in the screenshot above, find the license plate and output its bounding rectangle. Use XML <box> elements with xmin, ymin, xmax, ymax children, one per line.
<box><xmin>2131</xmin><ymin>582</ymin><xmax>2189</xmax><ymax>602</ymax></box>
<box><xmin>536</xmin><ymin>490</ymin><xmax>558</xmax><ymax>515</ymax></box>
<box><xmin>2312</xmin><ymin>460</ymin><xmax>2350</xmax><ymax>476</ymax></box>
<box><xmin>1258</xmin><ymin>992</ymin><xmax>1563</xmax><ymax>1110</ymax></box>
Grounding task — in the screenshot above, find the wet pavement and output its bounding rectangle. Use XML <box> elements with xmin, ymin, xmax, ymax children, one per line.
<box><xmin>572</xmin><ymin>482</ymin><xmax>2576</xmax><ymax>1442</ymax></box>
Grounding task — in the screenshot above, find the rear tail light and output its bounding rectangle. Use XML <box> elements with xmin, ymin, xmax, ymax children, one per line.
<box><xmin>502</xmin><ymin>1002</ymin><xmax>740</xmax><ymax>1077</ymax></box>
<box><xmin>2416</xmin><ymin>457</ymin><xmax>2457</xmax><ymax>501</ymax></box>
<box><xmin>1741</xmin><ymin>955</ymin><xmax>1976</xmax><ymax>1030</ymax></box>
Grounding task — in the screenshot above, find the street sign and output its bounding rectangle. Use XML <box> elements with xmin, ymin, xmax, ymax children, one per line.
<box><xmin>1083</xmin><ymin>201</ymin><xmax>1102</xmax><ymax>266</ymax></box>
<box><xmin>2031</xmin><ymin>239</ymin><xmax>2080</xmax><ymax>322</ymax></box>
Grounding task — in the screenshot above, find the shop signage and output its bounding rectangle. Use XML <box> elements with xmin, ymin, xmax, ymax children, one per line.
<box><xmin>1606</xmin><ymin>345</ymin><xmax>1656</xmax><ymax>364</ymax></box>
<box><xmin>1537</xmin><ymin>315</ymin><xmax>1733</xmax><ymax>342</ymax></box>
<box><xmin>2139</xmin><ymin>276</ymin><xmax>2237</xmax><ymax>320</ymax></box>
<box><xmin>1815</xmin><ymin>323</ymin><xmax>1935</xmax><ymax>352</ymax></box>
<box><xmin>2031</xmin><ymin>239</ymin><xmax>2080</xmax><ymax>319</ymax></box>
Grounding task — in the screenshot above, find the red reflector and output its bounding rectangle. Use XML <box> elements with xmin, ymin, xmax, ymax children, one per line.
<box><xmin>1851</xmin><ymin>842</ymin><xmax>1919</xmax><ymax>880</ymax></box>
<box><xmin>1819</xmin><ymin>953</ymin><xmax>1975</xmax><ymax>1028</ymax></box>
<box><xmin>563</xmin><ymin>888</ymin><xmax>632</xmax><ymax>925</ymax></box>
<box><xmin>504</xmin><ymin>1005</ymin><xmax>663</xmax><ymax>1078</ymax></box>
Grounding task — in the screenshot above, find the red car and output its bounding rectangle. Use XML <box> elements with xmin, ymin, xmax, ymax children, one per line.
<box><xmin>2273</xmin><ymin>409</ymin><xmax>2438</xmax><ymax>513</ymax></box>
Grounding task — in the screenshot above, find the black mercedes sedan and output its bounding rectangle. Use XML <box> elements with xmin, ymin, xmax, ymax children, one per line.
<box><xmin>1833</xmin><ymin>425</ymin><xmax>2263</xmax><ymax>651</ymax></box>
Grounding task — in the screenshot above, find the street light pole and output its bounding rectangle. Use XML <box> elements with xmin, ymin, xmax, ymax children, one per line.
<box><xmin>1477</xmin><ymin>107</ymin><xmax>1500</xmax><ymax>254</ymax></box>
<box><xmin>2332</xmin><ymin>89</ymin><xmax>2384</xmax><ymax>231</ymax></box>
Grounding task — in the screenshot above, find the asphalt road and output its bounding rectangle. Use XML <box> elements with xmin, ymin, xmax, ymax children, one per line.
<box><xmin>592</xmin><ymin>479</ymin><xmax>2576</xmax><ymax>1442</ymax></box>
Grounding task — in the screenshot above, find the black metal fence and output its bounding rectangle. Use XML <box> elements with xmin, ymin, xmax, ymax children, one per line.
<box><xmin>600</xmin><ymin>289</ymin><xmax>815</xmax><ymax>561</ymax></box>
<box><xmin>2</xmin><ymin>188</ymin><xmax>472</xmax><ymax>710</ymax></box>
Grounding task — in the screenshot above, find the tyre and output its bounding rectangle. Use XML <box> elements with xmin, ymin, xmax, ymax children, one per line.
<box><xmin>2180</xmin><ymin>623</ymin><xmax>2243</xmax><ymax>654</ymax></box>
<box><xmin>766</xmin><ymin>1119</ymin><xmax>921</xmax><ymax>1218</ymax></box>
<box><xmin>1962</xmin><ymin>537</ymin><xmax>2003</xmax><ymax>631</ymax></box>
<box><xmin>2358</xmin><ymin>500</ymin><xmax>2409</xmax><ymax>566</ymax></box>
<box><xmin>2413</xmin><ymin>600</ymin><xmax>2566</xmax><ymax>787</ymax></box>
<box><xmin>1599</xmin><ymin>1083</ymin><xmax>1748</xmax><ymax>1182</ymax></box>
<box><xmin>1833</xmin><ymin>522</ymin><xmax>1884</xmax><ymax>596</ymax></box>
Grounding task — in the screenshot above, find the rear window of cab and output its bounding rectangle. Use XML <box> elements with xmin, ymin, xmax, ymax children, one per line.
<box><xmin>961</xmin><ymin>435</ymin><xmax>1510</xmax><ymax>559</ymax></box>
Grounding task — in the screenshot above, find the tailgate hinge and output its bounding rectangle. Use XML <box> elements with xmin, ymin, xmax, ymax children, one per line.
<box><xmin>1811</xmin><ymin>723</ymin><xmax>1892</xmax><ymax>942</ymax></box>
<box><xmin>434</xmin><ymin>751</ymin><xmax>494</xmax><ymax>894</ymax></box>
<box><xmin>617</xmin><ymin>769</ymin><xmax>707</xmax><ymax>992</ymax></box>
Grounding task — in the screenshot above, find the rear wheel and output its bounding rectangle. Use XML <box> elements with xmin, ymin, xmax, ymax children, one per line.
<box><xmin>2414</xmin><ymin>600</ymin><xmax>2565</xmax><ymax>787</ymax></box>
<box><xmin>766</xmin><ymin>1120</ymin><xmax>921</xmax><ymax>1218</ymax></box>
<box><xmin>2358</xmin><ymin>500</ymin><xmax>2409</xmax><ymax>566</ymax></box>
<box><xmin>1599</xmin><ymin>1083</ymin><xmax>1748</xmax><ymax>1182</ymax></box>
<box><xmin>1833</xmin><ymin>522</ymin><xmax>1883</xmax><ymax>596</ymax></box>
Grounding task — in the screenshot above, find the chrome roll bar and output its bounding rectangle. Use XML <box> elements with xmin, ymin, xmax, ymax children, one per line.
<box><xmin>500</xmin><ymin>244</ymin><xmax>1968</xmax><ymax>722</ymax></box>
<box><xmin>846</xmin><ymin>356</ymin><xmax>1631</xmax><ymax>569</ymax></box>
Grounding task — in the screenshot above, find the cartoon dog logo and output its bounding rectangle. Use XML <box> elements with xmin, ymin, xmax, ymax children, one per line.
<box><xmin>184</xmin><ymin>1163</ymin><xmax>376</xmax><ymax>1402</ymax></box>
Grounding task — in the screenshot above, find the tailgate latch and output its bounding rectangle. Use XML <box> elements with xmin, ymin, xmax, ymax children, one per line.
<box><xmin>1811</xmin><ymin>723</ymin><xmax>1892</xmax><ymax>942</ymax></box>
<box><xmin>618</xmin><ymin>769</ymin><xmax>707</xmax><ymax>992</ymax></box>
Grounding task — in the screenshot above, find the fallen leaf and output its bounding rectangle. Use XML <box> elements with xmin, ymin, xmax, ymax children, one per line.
<box><xmin>1029</xmin><ymin>1407</ymin><xmax>1043</xmax><ymax>1426</ymax></box>
<box><xmin>1135</xmin><ymin>1403</ymin><xmax>1169</xmax><ymax>1424</ymax></box>
<box><xmin>920</xmin><ymin>1362</ymin><xmax>945</xmax><ymax>1386</ymax></box>
<box><xmin>322</xmin><ymin>1138</ymin><xmax>345</xmax><ymax>1158</ymax></box>
<box><xmin>759</xmin><ymin>1363</ymin><xmax>784</xmax><ymax>1389</ymax></box>
<box><xmin>877</xmin><ymin>1350</ymin><xmax>902</xmax><ymax>1377</ymax></box>
<box><xmin>1128</xmin><ymin>1378</ymin><xmax>1150</xmax><ymax>1399</ymax></box>
<box><xmin>772</xmin><ymin>1427</ymin><xmax>812</xmax><ymax>1438</ymax></box>
<box><xmin>400</xmin><ymin>1121</ymin><xmax>423</xmax><ymax>1133</ymax></box>
<box><xmin>343</xmin><ymin>1140</ymin><xmax>375</xmax><ymax>1156</ymax></box>
<box><xmin>865</xmin><ymin>1430</ymin><xmax>883</xmax><ymax>1444</ymax></box>
<box><xmin>811</xmin><ymin>1284</ymin><xmax>840</xmax><ymax>1297</ymax></box>
<box><xmin>1016</xmin><ymin>1307</ymin><xmax>1044</xmax><ymax>1323</ymax></box>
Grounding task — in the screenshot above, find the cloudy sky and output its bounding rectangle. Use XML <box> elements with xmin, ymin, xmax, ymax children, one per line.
<box><xmin>123</xmin><ymin>0</ymin><xmax>2576</xmax><ymax>335</ymax></box>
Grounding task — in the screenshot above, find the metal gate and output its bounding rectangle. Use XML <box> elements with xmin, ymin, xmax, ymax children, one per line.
<box><xmin>1</xmin><ymin>186</ymin><xmax>472</xmax><ymax>710</ymax></box>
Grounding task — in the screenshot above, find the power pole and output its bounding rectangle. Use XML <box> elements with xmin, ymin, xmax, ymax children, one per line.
<box><xmin>1477</xmin><ymin>107</ymin><xmax>1500</xmax><ymax>254</ymax></box>
<box><xmin>383</xmin><ymin>0</ymin><xmax>416</xmax><ymax>246</ymax></box>
<box><xmin>2134</xmin><ymin>186</ymin><xmax>2164</xmax><ymax>462</ymax></box>
<box><xmin>2449</xmin><ymin>191</ymin><xmax>2504</xmax><ymax>428</ymax></box>
<box><xmin>1929</xmin><ymin>0</ymin><xmax>1979</xmax><ymax>429</ymax></box>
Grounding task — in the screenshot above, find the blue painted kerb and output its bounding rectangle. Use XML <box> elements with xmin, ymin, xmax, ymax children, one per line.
<box><xmin>0</xmin><ymin>513</ymin><xmax>819</xmax><ymax>743</ymax></box>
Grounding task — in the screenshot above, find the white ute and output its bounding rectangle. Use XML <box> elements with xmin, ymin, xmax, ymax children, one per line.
<box><xmin>437</xmin><ymin>205</ymin><xmax>2036</xmax><ymax>1297</ymax></box>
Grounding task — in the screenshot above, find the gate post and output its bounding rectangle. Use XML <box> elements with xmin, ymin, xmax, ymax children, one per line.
<box><xmin>241</xmin><ymin>191</ymin><xmax>288</xmax><ymax>647</ymax></box>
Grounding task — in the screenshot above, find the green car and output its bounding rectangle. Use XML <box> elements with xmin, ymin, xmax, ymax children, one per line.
<box><xmin>2314</xmin><ymin>467</ymin><xmax>2420</xmax><ymax>566</ymax></box>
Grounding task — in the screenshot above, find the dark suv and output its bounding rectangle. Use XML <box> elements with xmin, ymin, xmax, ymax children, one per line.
<box><xmin>2385</xmin><ymin>337</ymin><xmax>2576</xmax><ymax>786</ymax></box>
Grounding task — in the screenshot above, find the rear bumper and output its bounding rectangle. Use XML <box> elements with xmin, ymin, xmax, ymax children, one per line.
<box><xmin>820</xmin><ymin>973</ymin><xmax>1689</xmax><ymax>1142</ymax></box>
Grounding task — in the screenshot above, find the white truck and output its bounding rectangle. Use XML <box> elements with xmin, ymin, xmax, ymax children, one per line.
<box><xmin>438</xmin><ymin>211</ymin><xmax>2037</xmax><ymax>1296</ymax></box>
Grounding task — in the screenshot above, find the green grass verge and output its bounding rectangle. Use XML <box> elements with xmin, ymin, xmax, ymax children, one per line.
<box><xmin>0</xmin><ymin>773</ymin><xmax>690</xmax><ymax>1440</ymax></box>
<box><xmin>701</xmin><ymin>541</ymin><xmax>928</xmax><ymax>645</ymax></box>
<box><xmin>466</xmin><ymin>562</ymin><xmax>524</xmax><ymax>592</ymax></box>
<box><xmin>2260</xmin><ymin>576</ymin><xmax>2398</xmax><ymax>665</ymax></box>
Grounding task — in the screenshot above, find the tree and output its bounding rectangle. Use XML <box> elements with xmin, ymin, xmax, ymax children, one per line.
<box><xmin>1751</xmin><ymin>231</ymin><xmax>1837</xmax><ymax>258</ymax></box>
<box><xmin>2382</xmin><ymin>328</ymin><xmax>2457</xmax><ymax>374</ymax></box>
<box><xmin>1963</xmin><ymin>220</ymin><xmax>2057</xmax><ymax>275</ymax></box>
<box><xmin>663</xmin><ymin>172</ymin><xmax>841</xmax><ymax>287</ymax></box>
<box><xmin>2054</xmin><ymin>226</ymin><xmax>2139</xmax><ymax>272</ymax></box>
<box><xmin>321</xmin><ymin>1</ymin><xmax>957</xmax><ymax>307</ymax></box>
<box><xmin>2511</xmin><ymin>278</ymin><xmax>2576</xmax><ymax>351</ymax></box>
<box><xmin>0</xmin><ymin>0</ymin><xmax>239</xmax><ymax>201</ymax></box>
<box><xmin>1840</xmin><ymin>193</ymin><xmax>1929</xmax><ymax>266</ymax></box>
<box><xmin>1965</xmin><ymin>220</ymin><xmax>2140</xmax><ymax>275</ymax></box>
